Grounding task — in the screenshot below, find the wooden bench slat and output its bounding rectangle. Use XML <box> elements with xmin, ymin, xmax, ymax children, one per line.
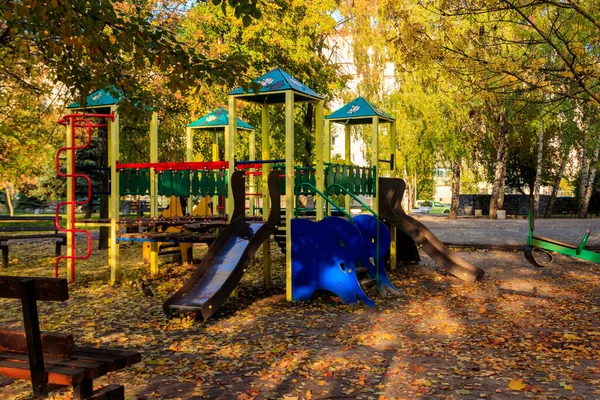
<box><xmin>0</xmin><ymin>234</ymin><xmax>66</xmax><ymax>241</ymax></box>
<box><xmin>0</xmin><ymin>217</ymin><xmax>57</xmax><ymax>222</ymax></box>
<box><xmin>0</xmin><ymin>359</ymin><xmax>85</xmax><ymax>385</ymax></box>
<box><xmin>0</xmin><ymin>330</ymin><xmax>74</xmax><ymax>357</ymax></box>
<box><xmin>0</xmin><ymin>276</ymin><xmax>68</xmax><ymax>301</ymax></box>
<box><xmin>0</xmin><ymin>351</ymin><xmax>106</xmax><ymax>378</ymax></box>
<box><xmin>0</xmin><ymin>227</ymin><xmax>60</xmax><ymax>232</ymax></box>
<box><xmin>72</xmin><ymin>348</ymin><xmax>141</xmax><ymax>370</ymax></box>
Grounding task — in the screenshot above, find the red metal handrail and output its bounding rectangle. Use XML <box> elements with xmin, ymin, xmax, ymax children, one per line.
<box><xmin>55</xmin><ymin>113</ymin><xmax>112</xmax><ymax>282</ymax></box>
<box><xmin>116</xmin><ymin>161</ymin><xmax>229</xmax><ymax>171</ymax></box>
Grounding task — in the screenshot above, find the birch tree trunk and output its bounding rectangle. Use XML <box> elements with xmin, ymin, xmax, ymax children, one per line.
<box><xmin>578</xmin><ymin>120</ymin><xmax>591</xmax><ymax>217</ymax></box>
<box><xmin>489</xmin><ymin>114</ymin><xmax>508</xmax><ymax>219</ymax></box>
<box><xmin>581</xmin><ymin>137</ymin><xmax>599</xmax><ymax>218</ymax></box>
<box><xmin>544</xmin><ymin>141</ymin><xmax>570</xmax><ymax>218</ymax></box>
<box><xmin>449</xmin><ymin>160</ymin><xmax>460</xmax><ymax>219</ymax></box>
<box><xmin>533</xmin><ymin>120</ymin><xmax>544</xmax><ymax>216</ymax></box>
<box><xmin>5</xmin><ymin>187</ymin><xmax>14</xmax><ymax>217</ymax></box>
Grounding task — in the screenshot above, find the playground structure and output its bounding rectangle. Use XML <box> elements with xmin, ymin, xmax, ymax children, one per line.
<box><xmin>55</xmin><ymin>67</ymin><xmax>483</xmax><ymax>319</ymax></box>
<box><xmin>524</xmin><ymin>208</ymin><xmax>598</xmax><ymax>267</ymax></box>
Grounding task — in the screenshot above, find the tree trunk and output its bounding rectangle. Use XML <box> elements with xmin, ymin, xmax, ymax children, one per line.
<box><xmin>578</xmin><ymin>120</ymin><xmax>590</xmax><ymax>218</ymax></box>
<box><xmin>544</xmin><ymin>140</ymin><xmax>570</xmax><ymax>218</ymax></box>
<box><xmin>85</xmin><ymin>194</ymin><xmax>94</xmax><ymax>219</ymax></box>
<box><xmin>5</xmin><ymin>187</ymin><xmax>14</xmax><ymax>217</ymax></box>
<box><xmin>581</xmin><ymin>136</ymin><xmax>599</xmax><ymax>218</ymax></box>
<box><xmin>533</xmin><ymin>119</ymin><xmax>544</xmax><ymax>216</ymax></box>
<box><xmin>449</xmin><ymin>160</ymin><xmax>460</xmax><ymax>219</ymax></box>
<box><xmin>489</xmin><ymin>115</ymin><xmax>508</xmax><ymax>219</ymax></box>
<box><xmin>98</xmin><ymin>126</ymin><xmax>109</xmax><ymax>250</ymax></box>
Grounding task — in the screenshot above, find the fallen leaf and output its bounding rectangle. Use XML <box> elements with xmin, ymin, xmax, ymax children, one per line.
<box><xmin>508</xmin><ymin>379</ymin><xmax>526</xmax><ymax>391</ymax></box>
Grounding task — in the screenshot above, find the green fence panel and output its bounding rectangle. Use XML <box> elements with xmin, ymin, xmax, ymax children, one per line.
<box><xmin>138</xmin><ymin>170</ymin><xmax>149</xmax><ymax>195</ymax></box>
<box><xmin>215</xmin><ymin>171</ymin><xmax>225</xmax><ymax>196</ymax></box>
<box><xmin>119</xmin><ymin>170</ymin><xmax>131</xmax><ymax>195</ymax></box>
<box><xmin>191</xmin><ymin>170</ymin><xmax>200</xmax><ymax>196</ymax></box>
<box><xmin>119</xmin><ymin>169</ymin><xmax>152</xmax><ymax>196</ymax></box>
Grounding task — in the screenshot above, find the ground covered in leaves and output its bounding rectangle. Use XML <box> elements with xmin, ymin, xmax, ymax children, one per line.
<box><xmin>0</xmin><ymin>237</ymin><xmax>599</xmax><ymax>399</ymax></box>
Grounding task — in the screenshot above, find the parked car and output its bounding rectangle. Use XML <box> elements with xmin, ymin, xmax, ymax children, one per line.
<box><xmin>419</xmin><ymin>200</ymin><xmax>450</xmax><ymax>215</ymax></box>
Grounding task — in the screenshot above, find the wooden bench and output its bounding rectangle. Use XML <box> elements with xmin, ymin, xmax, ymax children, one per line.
<box><xmin>0</xmin><ymin>217</ymin><xmax>67</xmax><ymax>268</ymax></box>
<box><xmin>0</xmin><ymin>276</ymin><xmax>141</xmax><ymax>399</ymax></box>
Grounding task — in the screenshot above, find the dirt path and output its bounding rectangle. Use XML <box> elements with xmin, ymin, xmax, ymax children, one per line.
<box><xmin>0</xmin><ymin>241</ymin><xmax>599</xmax><ymax>399</ymax></box>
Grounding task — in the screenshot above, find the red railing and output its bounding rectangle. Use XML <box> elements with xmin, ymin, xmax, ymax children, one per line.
<box><xmin>55</xmin><ymin>112</ymin><xmax>114</xmax><ymax>282</ymax></box>
<box><xmin>116</xmin><ymin>161</ymin><xmax>228</xmax><ymax>171</ymax></box>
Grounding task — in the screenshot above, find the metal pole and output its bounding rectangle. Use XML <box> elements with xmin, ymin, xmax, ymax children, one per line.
<box><xmin>150</xmin><ymin>112</ymin><xmax>159</xmax><ymax>275</ymax></box>
<box><xmin>345</xmin><ymin>124</ymin><xmax>352</xmax><ymax>214</ymax></box>
<box><xmin>226</xmin><ymin>97</ymin><xmax>237</xmax><ymax>219</ymax></box>
<box><xmin>212</xmin><ymin>129</ymin><xmax>219</xmax><ymax>215</ymax></box>
<box><xmin>249</xmin><ymin>129</ymin><xmax>256</xmax><ymax>215</ymax></box>
<box><xmin>315</xmin><ymin>101</ymin><xmax>324</xmax><ymax>221</ymax></box>
<box><xmin>389</xmin><ymin>121</ymin><xmax>397</xmax><ymax>269</ymax></box>
<box><xmin>285</xmin><ymin>91</ymin><xmax>294</xmax><ymax>301</ymax></box>
<box><xmin>109</xmin><ymin>106</ymin><xmax>120</xmax><ymax>284</ymax></box>
<box><xmin>262</xmin><ymin>105</ymin><xmax>272</xmax><ymax>288</ymax></box>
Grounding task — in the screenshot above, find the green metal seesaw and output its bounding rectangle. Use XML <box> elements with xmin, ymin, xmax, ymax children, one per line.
<box><xmin>524</xmin><ymin>206</ymin><xmax>598</xmax><ymax>267</ymax></box>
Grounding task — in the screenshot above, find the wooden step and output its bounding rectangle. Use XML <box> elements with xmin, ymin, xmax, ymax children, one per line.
<box><xmin>355</xmin><ymin>267</ymin><xmax>368</xmax><ymax>275</ymax></box>
<box><xmin>359</xmin><ymin>277</ymin><xmax>376</xmax><ymax>288</ymax></box>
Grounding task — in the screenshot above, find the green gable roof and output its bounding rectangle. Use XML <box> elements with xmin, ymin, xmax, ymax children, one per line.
<box><xmin>326</xmin><ymin>97</ymin><xmax>395</xmax><ymax>125</ymax></box>
<box><xmin>229</xmin><ymin>67</ymin><xmax>322</xmax><ymax>104</ymax></box>
<box><xmin>188</xmin><ymin>107</ymin><xmax>253</xmax><ymax>130</ymax></box>
<box><xmin>67</xmin><ymin>86</ymin><xmax>122</xmax><ymax>109</ymax></box>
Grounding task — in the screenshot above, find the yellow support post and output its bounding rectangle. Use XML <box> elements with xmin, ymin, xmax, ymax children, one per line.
<box><xmin>315</xmin><ymin>101</ymin><xmax>324</xmax><ymax>221</ymax></box>
<box><xmin>249</xmin><ymin>129</ymin><xmax>256</xmax><ymax>216</ymax></box>
<box><xmin>325</xmin><ymin>121</ymin><xmax>331</xmax><ymax>163</ymax></box>
<box><xmin>212</xmin><ymin>130</ymin><xmax>219</xmax><ymax>215</ymax></box>
<box><xmin>186</xmin><ymin>126</ymin><xmax>194</xmax><ymax>213</ymax></box>
<box><xmin>389</xmin><ymin>121</ymin><xmax>397</xmax><ymax>270</ymax></box>
<box><xmin>226</xmin><ymin>96</ymin><xmax>237</xmax><ymax>219</ymax></box>
<box><xmin>65</xmin><ymin>122</ymin><xmax>74</xmax><ymax>282</ymax></box>
<box><xmin>261</xmin><ymin>105</ymin><xmax>272</xmax><ymax>289</ymax></box>
<box><xmin>150</xmin><ymin>112</ymin><xmax>159</xmax><ymax>276</ymax></box>
<box><xmin>325</xmin><ymin>121</ymin><xmax>331</xmax><ymax>216</ymax></box>
<box><xmin>108</xmin><ymin>106</ymin><xmax>120</xmax><ymax>284</ymax></box>
<box><xmin>285</xmin><ymin>91</ymin><xmax>294</xmax><ymax>301</ymax></box>
<box><xmin>372</xmin><ymin>116</ymin><xmax>379</xmax><ymax>215</ymax></box>
<box><xmin>344</xmin><ymin>124</ymin><xmax>352</xmax><ymax>214</ymax></box>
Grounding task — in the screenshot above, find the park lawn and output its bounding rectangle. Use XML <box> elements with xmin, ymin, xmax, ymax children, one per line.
<box><xmin>0</xmin><ymin>237</ymin><xmax>599</xmax><ymax>399</ymax></box>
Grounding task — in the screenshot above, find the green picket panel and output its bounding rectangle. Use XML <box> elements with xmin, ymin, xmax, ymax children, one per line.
<box><xmin>294</xmin><ymin>169</ymin><xmax>303</xmax><ymax>194</ymax></box>
<box><xmin>138</xmin><ymin>169</ymin><xmax>149</xmax><ymax>195</ymax></box>
<box><xmin>176</xmin><ymin>170</ymin><xmax>190</xmax><ymax>196</ymax></box>
<box><xmin>206</xmin><ymin>171</ymin><xmax>215</xmax><ymax>196</ymax></box>
<box><xmin>309</xmin><ymin>169</ymin><xmax>317</xmax><ymax>188</ymax></box>
<box><xmin>191</xmin><ymin>170</ymin><xmax>200</xmax><ymax>195</ymax></box>
<box><xmin>119</xmin><ymin>170</ymin><xmax>131</xmax><ymax>195</ymax></box>
<box><xmin>159</xmin><ymin>171</ymin><xmax>174</xmax><ymax>197</ymax></box>
<box><xmin>360</xmin><ymin>168</ymin><xmax>367</xmax><ymax>195</ymax></box>
<box><xmin>341</xmin><ymin>165</ymin><xmax>349</xmax><ymax>190</ymax></box>
<box><xmin>215</xmin><ymin>171</ymin><xmax>224</xmax><ymax>196</ymax></box>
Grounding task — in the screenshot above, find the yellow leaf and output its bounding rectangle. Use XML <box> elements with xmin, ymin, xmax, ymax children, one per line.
<box><xmin>564</xmin><ymin>333</ymin><xmax>583</xmax><ymax>341</ymax></box>
<box><xmin>508</xmin><ymin>379</ymin><xmax>526</xmax><ymax>391</ymax></box>
<box><xmin>586</xmin><ymin>331</ymin><xmax>600</xmax><ymax>336</ymax></box>
<box><xmin>109</xmin><ymin>35</ymin><xmax>117</xmax><ymax>45</ymax></box>
<box><xmin>318</xmin><ymin>380</ymin><xmax>327</xmax><ymax>386</ymax></box>
<box><xmin>564</xmin><ymin>385</ymin><xmax>573</xmax><ymax>391</ymax></box>
<box><xmin>306</xmin><ymin>389</ymin><xmax>312</xmax><ymax>399</ymax></box>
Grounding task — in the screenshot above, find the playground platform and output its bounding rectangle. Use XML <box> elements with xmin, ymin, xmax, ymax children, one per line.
<box><xmin>415</xmin><ymin>214</ymin><xmax>600</xmax><ymax>250</ymax></box>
